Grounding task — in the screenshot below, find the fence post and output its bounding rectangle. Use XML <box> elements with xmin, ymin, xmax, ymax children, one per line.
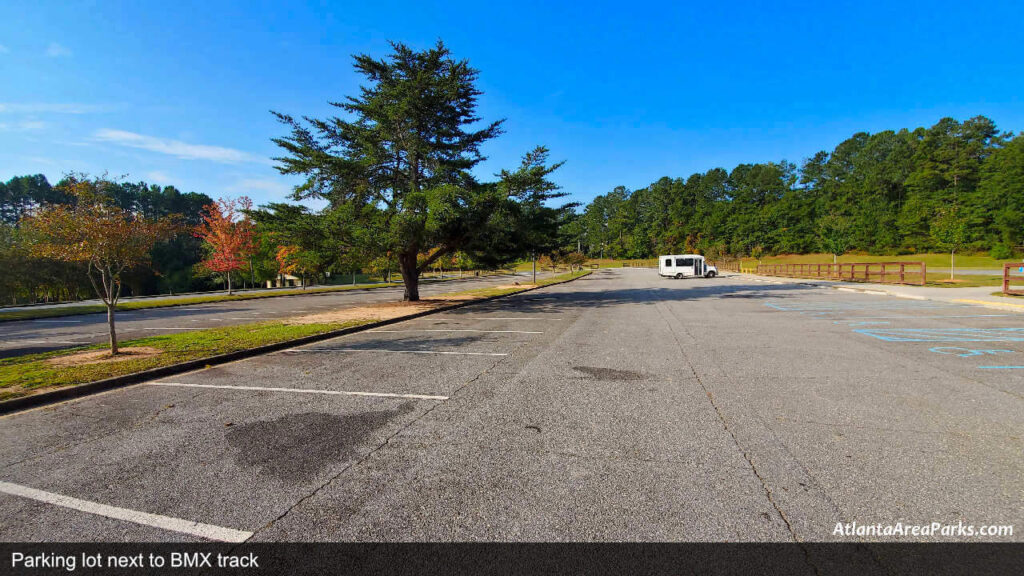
<box><xmin>880</xmin><ymin>264</ymin><xmax>886</xmax><ymax>284</ymax></box>
<box><xmin>1004</xmin><ymin>263</ymin><xmax>1010</xmax><ymax>295</ymax></box>
<box><xmin>919</xmin><ymin>262</ymin><xmax>926</xmax><ymax>286</ymax></box>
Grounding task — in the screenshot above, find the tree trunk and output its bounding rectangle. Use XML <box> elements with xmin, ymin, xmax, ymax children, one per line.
<box><xmin>399</xmin><ymin>252</ymin><xmax>420</xmax><ymax>301</ymax></box>
<box><xmin>107</xmin><ymin>303</ymin><xmax>118</xmax><ymax>355</ymax></box>
<box><xmin>227</xmin><ymin>272</ymin><xmax>233</xmax><ymax>295</ymax></box>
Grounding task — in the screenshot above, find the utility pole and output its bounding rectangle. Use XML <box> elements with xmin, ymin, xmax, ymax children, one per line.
<box><xmin>532</xmin><ymin>252</ymin><xmax>537</xmax><ymax>284</ymax></box>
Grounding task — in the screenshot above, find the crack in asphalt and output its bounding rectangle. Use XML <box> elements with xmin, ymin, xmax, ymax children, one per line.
<box><xmin>655</xmin><ymin>295</ymin><xmax>823</xmax><ymax>576</ymax></box>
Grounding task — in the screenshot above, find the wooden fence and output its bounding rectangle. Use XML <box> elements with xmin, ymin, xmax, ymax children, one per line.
<box><xmin>756</xmin><ymin>262</ymin><xmax>927</xmax><ymax>286</ymax></box>
<box><xmin>1003</xmin><ymin>263</ymin><xmax>1024</xmax><ymax>295</ymax></box>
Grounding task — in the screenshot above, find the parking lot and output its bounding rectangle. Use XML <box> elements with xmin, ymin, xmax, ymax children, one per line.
<box><xmin>0</xmin><ymin>268</ymin><xmax>1020</xmax><ymax>547</ymax></box>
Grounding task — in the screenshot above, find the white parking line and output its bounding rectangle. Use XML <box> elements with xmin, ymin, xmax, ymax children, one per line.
<box><xmin>148</xmin><ymin>382</ymin><xmax>448</xmax><ymax>400</ymax></box>
<box><xmin>290</xmin><ymin>348</ymin><xmax>508</xmax><ymax>356</ymax></box>
<box><xmin>0</xmin><ymin>481</ymin><xmax>252</xmax><ymax>543</ymax></box>
<box><xmin>368</xmin><ymin>329</ymin><xmax>542</xmax><ymax>334</ymax></box>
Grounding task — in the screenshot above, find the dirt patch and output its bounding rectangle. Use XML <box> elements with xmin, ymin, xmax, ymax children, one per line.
<box><xmin>287</xmin><ymin>299</ymin><xmax>447</xmax><ymax>325</ymax></box>
<box><xmin>45</xmin><ymin>346</ymin><xmax>163</xmax><ymax>367</ymax></box>
<box><xmin>286</xmin><ymin>287</ymin><xmax>531</xmax><ymax>325</ymax></box>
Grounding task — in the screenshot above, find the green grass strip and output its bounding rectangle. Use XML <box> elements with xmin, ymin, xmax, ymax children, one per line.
<box><xmin>0</xmin><ymin>283</ymin><xmax>405</xmax><ymax>323</ymax></box>
<box><xmin>0</xmin><ymin>270</ymin><xmax>590</xmax><ymax>401</ymax></box>
<box><xmin>0</xmin><ymin>320</ymin><xmax>367</xmax><ymax>401</ymax></box>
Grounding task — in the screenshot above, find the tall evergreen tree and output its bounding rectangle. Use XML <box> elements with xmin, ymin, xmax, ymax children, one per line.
<box><xmin>272</xmin><ymin>41</ymin><xmax>508</xmax><ymax>301</ymax></box>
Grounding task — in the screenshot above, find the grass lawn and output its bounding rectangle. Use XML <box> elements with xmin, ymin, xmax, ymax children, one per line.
<box><xmin>0</xmin><ymin>282</ymin><xmax>404</xmax><ymax>323</ymax></box>
<box><xmin>0</xmin><ymin>270</ymin><xmax>590</xmax><ymax>402</ymax></box>
<box><xmin>0</xmin><ymin>320</ymin><xmax>363</xmax><ymax>401</ymax></box>
<box><xmin>0</xmin><ymin>268</ymin><xmax>526</xmax><ymax>323</ymax></box>
<box><xmin>923</xmin><ymin>274</ymin><xmax>1004</xmax><ymax>287</ymax></box>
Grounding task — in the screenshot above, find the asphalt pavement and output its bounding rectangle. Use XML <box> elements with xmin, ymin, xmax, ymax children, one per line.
<box><xmin>0</xmin><ymin>269</ymin><xmax>1020</xmax><ymax>554</ymax></box>
<box><xmin>0</xmin><ymin>272</ymin><xmax>547</xmax><ymax>359</ymax></box>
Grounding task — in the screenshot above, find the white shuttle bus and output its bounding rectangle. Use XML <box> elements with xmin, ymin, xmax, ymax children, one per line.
<box><xmin>659</xmin><ymin>254</ymin><xmax>718</xmax><ymax>279</ymax></box>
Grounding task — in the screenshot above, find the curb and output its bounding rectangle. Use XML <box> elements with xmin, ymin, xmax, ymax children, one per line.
<box><xmin>0</xmin><ymin>272</ymin><xmax>591</xmax><ymax>416</ymax></box>
<box><xmin>952</xmin><ymin>298</ymin><xmax>1024</xmax><ymax>312</ymax></box>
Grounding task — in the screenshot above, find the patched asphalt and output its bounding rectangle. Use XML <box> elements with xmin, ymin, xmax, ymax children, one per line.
<box><xmin>0</xmin><ymin>268</ymin><xmax>1020</xmax><ymax>548</ymax></box>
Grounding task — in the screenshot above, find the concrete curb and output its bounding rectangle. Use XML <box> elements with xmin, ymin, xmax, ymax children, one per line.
<box><xmin>0</xmin><ymin>272</ymin><xmax>591</xmax><ymax>416</ymax></box>
<box><xmin>951</xmin><ymin>298</ymin><xmax>1024</xmax><ymax>312</ymax></box>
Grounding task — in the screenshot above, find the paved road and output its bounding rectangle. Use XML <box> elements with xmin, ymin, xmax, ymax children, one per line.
<box><xmin>0</xmin><ymin>269</ymin><xmax>1019</xmax><ymax>555</ymax></box>
<box><xmin>0</xmin><ymin>273</ymin><xmax>547</xmax><ymax>359</ymax></box>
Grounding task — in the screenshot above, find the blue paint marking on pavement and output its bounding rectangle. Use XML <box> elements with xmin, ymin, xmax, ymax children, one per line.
<box><xmin>846</xmin><ymin>314</ymin><xmax>1009</xmax><ymax>320</ymax></box>
<box><xmin>856</xmin><ymin>328</ymin><xmax>1024</xmax><ymax>342</ymax></box>
<box><xmin>928</xmin><ymin>347</ymin><xmax>1013</xmax><ymax>357</ymax></box>
<box><xmin>978</xmin><ymin>365</ymin><xmax>1024</xmax><ymax>369</ymax></box>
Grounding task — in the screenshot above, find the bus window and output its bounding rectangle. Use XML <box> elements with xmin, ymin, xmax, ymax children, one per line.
<box><xmin>664</xmin><ymin>258</ymin><xmax>672</xmax><ymax>267</ymax></box>
<box><xmin>680</xmin><ymin>258</ymin><xmax>693</xmax><ymax>267</ymax></box>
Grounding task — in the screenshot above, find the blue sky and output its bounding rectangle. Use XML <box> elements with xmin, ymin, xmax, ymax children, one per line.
<box><xmin>1</xmin><ymin>0</ymin><xmax>1021</xmax><ymax>207</ymax></box>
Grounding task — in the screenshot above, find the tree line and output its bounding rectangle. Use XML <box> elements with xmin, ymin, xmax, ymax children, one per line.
<box><xmin>0</xmin><ymin>174</ymin><xmax>212</xmax><ymax>303</ymax></box>
<box><xmin>565</xmin><ymin>116</ymin><xmax>1024</xmax><ymax>262</ymax></box>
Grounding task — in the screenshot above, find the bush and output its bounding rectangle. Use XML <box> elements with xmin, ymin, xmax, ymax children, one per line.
<box><xmin>990</xmin><ymin>243</ymin><xmax>1013</xmax><ymax>260</ymax></box>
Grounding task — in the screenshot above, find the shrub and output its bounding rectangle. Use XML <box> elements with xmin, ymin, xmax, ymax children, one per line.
<box><xmin>990</xmin><ymin>243</ymin><xmax>1013</xmax><ymax>260</ymax></box>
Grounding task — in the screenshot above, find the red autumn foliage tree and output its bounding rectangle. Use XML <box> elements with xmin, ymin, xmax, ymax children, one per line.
<box><xmin>23</xmin><ymin>175</ymin><xmax>179</xmax><ymax>354</ymax></box>
<box><xmin>194</xmin><ymin>197</ymin><xmax>256</xmax><ymax>295</ymax></box>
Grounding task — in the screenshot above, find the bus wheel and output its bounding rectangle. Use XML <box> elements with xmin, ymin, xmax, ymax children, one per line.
<box><xmin>706</xmin><ymin>271</ymin><xmax>716</xmax><ymax>278</ymax></box>
<box><xmin>675</xmin><ymin>273</ymin><xmax>682</xmax><ymax>279</ymax></box>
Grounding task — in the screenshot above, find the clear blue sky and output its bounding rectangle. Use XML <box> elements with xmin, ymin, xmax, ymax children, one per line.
<box><xmin>1</xmin><ymin>0</ymin><xmax>1021</xmax><ymax>206</ymax></box>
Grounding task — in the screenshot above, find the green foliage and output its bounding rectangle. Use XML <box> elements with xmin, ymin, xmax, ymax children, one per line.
<box><xmin>271</xmin><ymin>41</ymin><xmax>567</xmax><ymax>300</ymax></box>
<box><xmin>817</xmin><ymin>213</ymin><xmax>852</xmax><ymax>260</ymax></box>
<box><xmin>990</xmin><ymin>243</ymin><xmax>1013</xmax><ymax>260</ymax></box>
<box><xmin>567</xmin><ymin>117</ymin><xmax>1020</xmax><ymax>260</ymax></box>
<box><xmin>1</xmin><ymin>174</ymin><xmax>214</xmax><ymax>303</ymax></box>
<box><xmin>931</xmin><ymin>205</ymin><xmax>969</xmax><ymax>253</ymax></box>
